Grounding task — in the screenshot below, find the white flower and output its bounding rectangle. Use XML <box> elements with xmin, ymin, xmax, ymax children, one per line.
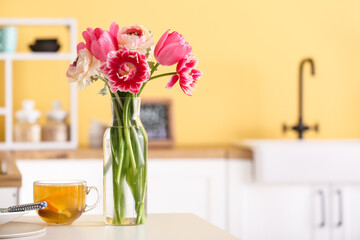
<box><xmin>66</xmin><ymin>48</ymin><xmax>102</xmax><ymax>89</ymax></box>
<box><xmin>117</xmin><ymin>25</ymin><xmax>154</xmax><ymax>56</ymax></box>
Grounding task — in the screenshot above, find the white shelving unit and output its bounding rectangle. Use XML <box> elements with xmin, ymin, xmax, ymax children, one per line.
<box><xmin>0</xmin><ymin>53</ymin><xmax>74</xmax><ymax>60</ymax></box>
<box><xmin>0</xmin><ymin>18</ymin><xmax>78</xmax><ymax>150</ymax></box>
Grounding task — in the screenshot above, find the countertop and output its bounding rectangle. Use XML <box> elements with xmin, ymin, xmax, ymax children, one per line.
<box><xmin>10</xmin><ymin>214</ymin><xmax>239</xmax><ymax>240</ymax></box>
<box><xmin>0</xmin><ymin>146</ymin><xmax>251</xmax><ymax>188</ymax></box>
<box><xmin>11</xmin><ymin>147</ymin><xmax>252</xmax><ymax>160</ymax></box>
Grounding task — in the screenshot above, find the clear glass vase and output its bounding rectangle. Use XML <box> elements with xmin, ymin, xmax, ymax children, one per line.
<box><xmin>103</xmin><ymin>96</ymin><xmax>147</xmax><ymax>225</ymax></box>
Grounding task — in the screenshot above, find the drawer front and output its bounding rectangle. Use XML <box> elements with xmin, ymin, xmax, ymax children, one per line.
<box><xmin>0</xmin><ymin>188</ymin><xmax>18</xmax><ymax>206</ymax></box>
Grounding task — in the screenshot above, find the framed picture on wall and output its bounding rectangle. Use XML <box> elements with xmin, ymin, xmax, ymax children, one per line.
<box><xmin>140</xmin><ymin>98</ymin><xmax>174</xmax><ymax>148</ymax></box>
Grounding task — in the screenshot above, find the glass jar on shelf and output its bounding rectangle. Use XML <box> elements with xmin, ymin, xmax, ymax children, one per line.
<box><xmin>43</xmin><ymin>101</ymin><xmax>68</xmax><ymax>142</ymax></box>
<box><xmin>14</xmin><ymin>100</ymin><xmax>41</xmax><ymax>142</ymax></box>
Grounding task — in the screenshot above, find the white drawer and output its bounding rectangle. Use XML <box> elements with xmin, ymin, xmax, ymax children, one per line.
<box><xmin>0</xmin><ymin>188</ymin><xmax>18</xmax><ymax>207</ymax></box>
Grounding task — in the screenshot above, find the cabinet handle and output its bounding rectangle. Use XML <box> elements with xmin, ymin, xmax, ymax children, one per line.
<box><xmin>318</xmin><ymin>190</ymin><xmax>326</xmax><ymax>228</ymax></box>
<box><xmin>336</xmin><ymin>189</ymin><xmax>343</xmax><ymax>228</ymax></box>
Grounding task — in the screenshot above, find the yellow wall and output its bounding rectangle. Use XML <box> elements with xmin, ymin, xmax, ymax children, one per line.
<box><xmin>1</xmin><ymin>0</ymin><xmax>360</xmax><ymax>147</ymax></box>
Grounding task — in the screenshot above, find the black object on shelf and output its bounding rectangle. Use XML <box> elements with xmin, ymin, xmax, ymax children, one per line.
<box><xmin>29</xmin><ymin>39</ymin><xmax>60</xmax><ymax>52</ymax></box>
<box><xmin>140</xmin><ymin>99</ymin><xmax>174</xmax><ymax>148</ymax></box>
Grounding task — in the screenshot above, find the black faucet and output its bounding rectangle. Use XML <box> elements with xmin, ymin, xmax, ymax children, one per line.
<box><xmin>283</xmin><ymin>58</ymin><xmax>319</xmax><ymax>139</ymax></box>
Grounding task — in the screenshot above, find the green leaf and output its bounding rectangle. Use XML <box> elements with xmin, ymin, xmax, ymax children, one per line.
<box><xmin>98</xmin><ymin>83</ymin><xmax>108</xmax><ymax>96</ymax></box>
<box><xmin>147</xmin><ymin>61</ymin><xmax>157</xmax><ymax>70</ymax></box>
<box><xmin>145</xmin><ymin>47</ymin><xmax>152</xmax><ymax>58</ymax></box>
<box><xmin>90</xmin><ymin>76</ymin><xmax>98</xmax><ymax>83</ymax></box>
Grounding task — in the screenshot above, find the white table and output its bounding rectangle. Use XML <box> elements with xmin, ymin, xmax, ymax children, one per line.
<box><xmin>12</xmin><ymin>214</ymin><xmax>239</xmax><ymax>240</ymax></box>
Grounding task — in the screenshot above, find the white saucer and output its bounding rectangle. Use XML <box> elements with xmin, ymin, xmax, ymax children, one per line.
<box><xmin>0</xmin><ymin>222</ymin><xmax>46</xmax><ymax>239</ymax></box>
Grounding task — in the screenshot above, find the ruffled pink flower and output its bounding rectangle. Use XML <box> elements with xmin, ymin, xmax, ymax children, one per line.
<box><xmin>77</xmin><ymin>42</ymin><xmax>86</xmax><ymax>53</ymax></box>
<box><xmin>154</xmin><ymin>30</ymin><xmax>192</xmax><ymax>66</ymax></box>
<box><xmin>166</xmin><ymin>55</ymin><xmax>202</xmax><ymax>96</ymax></box>
<box><xmin>66</xmin><ymin>43</ymin><xmax>101</xmax><ymax>89</ymax></box>
<box><xmin>100</xmin><ymin>48</ymin><xmax>150</xmax><ymax>94</ymax></box>
<box><xmin>82</xmin><ymin>22</ymin><xmax>119</xmax><ymax>62</ymax></box>
<box><xmin>117</xmin><ymin>24</ymin><xmax>154</xmax><ymax>55</ymax></box>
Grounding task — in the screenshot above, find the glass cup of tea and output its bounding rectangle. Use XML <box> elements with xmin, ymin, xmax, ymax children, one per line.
<box><xmin>33</xmin><ymin>180</ymin><xmax>99</xmax><ymax>225</ymax></box>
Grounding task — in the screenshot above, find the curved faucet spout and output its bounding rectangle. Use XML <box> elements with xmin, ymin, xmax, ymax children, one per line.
<box><xmin>299</xmin><ymin>58</ymin><xmax>315</xmax><ymax>124</ymax></box>
<box><xmin>300</xmin><ymin>58</ymin><xmax>315</xmax><ymax>76</ymax></box>
<box><xmin>296</xmin><ymin>58</ymin><xmax>315</xmax><ymax>139</ymax></box>
<box><xmin>283</xmin><ymin>58</ymin><xmax>318</xmax><ymax>139</ymax></box>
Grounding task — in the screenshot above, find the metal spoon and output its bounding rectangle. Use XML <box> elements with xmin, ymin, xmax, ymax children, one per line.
<box><xmin>0</xmin><ymin>201</ymin><xmax>47</xmax><ymax>213</ymax></box>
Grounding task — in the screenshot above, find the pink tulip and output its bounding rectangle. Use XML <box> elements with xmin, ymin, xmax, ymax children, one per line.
<box><xmin>154</xmin><ymin>30</ymin><xmax>192</xmax><ymax>66</ymax></box>
<box><xmin>82</xmin><ymin>22</ymin><xmax>119</xmax><ymax>62</ymax></box>
<box><xmin>100</xmin><ymin>48</ymin><xmax>150</xmax><ymax>94</ymax></box>
<box><xmin>166</xmin><ymin>55</ymin><xmax>202</xmax><ymax>96</ymax></box>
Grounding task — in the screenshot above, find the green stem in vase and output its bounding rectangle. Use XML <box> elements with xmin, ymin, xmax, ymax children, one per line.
<box><xmin>135</xmin><ymin>123</ymin><xmax>148</xmax><ymax>224</ymax></box>
<box><xmin>107</xmin><ymin>90</ymin><xmax>148</xmax><ymax>225</ymax></box>
<box><xmin>125</xmin><ymin>95</ymin><xmax>148</xmax><ymax>224</ymax></box>
<box><xmin>137</xmin><ymin>63</ymin><xmax>160</xmax><ymax>96</ymax></box>
<box><xmin>128</xmin><ymin>126</ymin><xmax>146</xmax><ymax>222</ymax></box>
<box><xmin>109</xmin><ymin>90</ymin><xmax>127</xmax><ymax>224</ymax></box>
<box><xmin>130</xmin><ymin>126</ymin><xmax>145</xmax><ymax>166</ymax></box>
<box><xmin>114</xmin><ymin>92</ymin><xmax>124</xmax><ymax>110</ymax></box>
<box><xmin>123</xmin><ymin>95</ymin><xmax>138</xmax><ymax>175</ymax></box>
<box><xmin>110</xmin><ymin>127</ymin><xmax>121</xmax><ymax>224</ymax></box>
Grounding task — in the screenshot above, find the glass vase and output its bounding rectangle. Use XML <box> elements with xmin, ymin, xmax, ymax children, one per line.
<box><xmin>103</xmin><ymin>96</ymin><xmax>147</xmax><ymax>225</ymax></box>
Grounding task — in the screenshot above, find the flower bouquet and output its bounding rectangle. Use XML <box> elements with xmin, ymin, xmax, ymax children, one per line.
<box><xmin>66</xmin><ymin>22</ymin><xmax>202</xmax><ymax>225</ymax></box>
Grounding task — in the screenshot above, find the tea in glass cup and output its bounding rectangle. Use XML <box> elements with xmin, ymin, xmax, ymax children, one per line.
<box><xmin>33</xmin><ymin>180</ymin><xmax>99</xmax><ymax>225</ymax></box>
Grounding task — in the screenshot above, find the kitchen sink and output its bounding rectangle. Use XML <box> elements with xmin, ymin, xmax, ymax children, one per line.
<box><xmin>241</xmin><ymin>139</ymin><xmax>360</xmax><ymax>183</ymax></box>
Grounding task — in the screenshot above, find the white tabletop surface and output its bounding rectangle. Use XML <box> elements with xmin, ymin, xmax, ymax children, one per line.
<box><xmin>11</xmin><ymin>213</ymin><xmax>239</xmax><ymax>240</ymax></box>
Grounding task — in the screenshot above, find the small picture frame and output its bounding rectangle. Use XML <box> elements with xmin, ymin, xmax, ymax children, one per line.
<box><xmin>140</xmin><ymin>98</ymin><xmax>174</xmax><ymax>148</ymax></box>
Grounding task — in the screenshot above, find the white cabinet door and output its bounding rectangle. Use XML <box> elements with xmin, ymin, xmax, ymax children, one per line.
<box><xmin>333</xmin><ymin>185</ymin><xmax>360</xmax><ymax>240</ymax></box>
<box><xmin>244</xmin><ymin>185</ymin><xmax>330</xmax><ymax>240</ymax></box>
<box><xmin>228</xmin><ymin>159</ymin><xmax>329</xmax><ymax>240</ymax></box>
<box><xmin>147</xmin><ymin>159</ymin><xmax>227</xmax><ymax>230</ymax></box>
<box><xmin>0</xmin><ymin>188</ymin><xmax>18</xmax><ymax>206</ymax></box>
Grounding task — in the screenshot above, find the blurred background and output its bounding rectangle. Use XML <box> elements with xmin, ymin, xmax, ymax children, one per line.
<box><xmin>2</xmin><ymin>1</ymin><xmax>360</xmax><ymax>240</ymax></box>
<box><xmin>2</xmin><ymin>0</ymin><xmax>360</xmax><ymax>147</ymax></box>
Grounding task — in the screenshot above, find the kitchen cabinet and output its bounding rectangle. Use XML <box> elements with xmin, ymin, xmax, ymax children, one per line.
<box><xmin>227</xmin><ymin>159</ymin><xmax>324</xmax><ymax>240</ymax></box>
<box><xmin>332</xmin><ymin>185</ymin><xmax>360</xmax><ymax>240</ymax></box>
<box><xmin>0</xmin><ymin>154</ymin><xmax>21</xmax><ymax>206</ymax></box>
<box><xmin>241</xmin><ymin>185</ymin><xmax>322</xmax><ymax>240</ymax></box>
<box><xmin>232</xmin><ymin>140</ymin><xmax>360</xmax><ymax>240</ymax></box>
<box><xmin>147</xmin><ymin>159</ymin><xmax>227</xmax><ymax>230</ymax></box>
<box><xmin>228</xmin><ymin>158</ymin><xmax>360</xmax><ymax>240</ymax></box>
<box><xmin>16</xmin><ymin>158</ymin><xmax>227</xmax><ymax>230</ymax></box>
<box><xmin>15</xmin><ymin>148</ymin><xmax>360</xmax><ymax>240</ymax></box>
<box><xmin>0</xmin><ymin>188</ymin><xmax>18</xmax><ymax>206</ymax></box>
